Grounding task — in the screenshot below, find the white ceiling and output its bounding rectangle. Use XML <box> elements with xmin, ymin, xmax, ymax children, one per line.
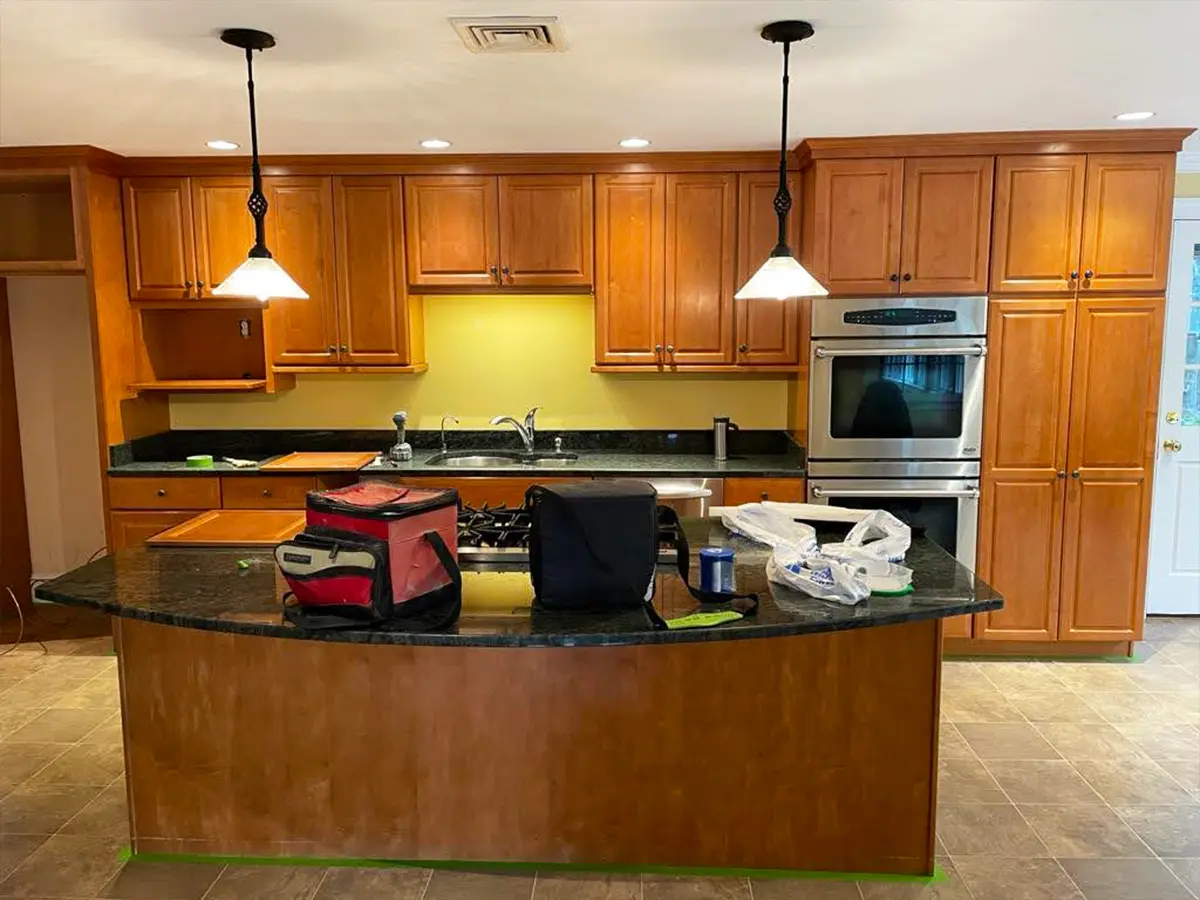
<box><xmin>1</xmin><ymin>0</ymin><xmax>1197</xmax><ymax>157</ymax></box>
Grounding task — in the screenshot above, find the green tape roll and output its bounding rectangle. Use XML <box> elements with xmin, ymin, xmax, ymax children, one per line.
<box><xmin>186</xmin><ymin>454</ymin><xmax>215</xmax><ymax>469</ymax></box>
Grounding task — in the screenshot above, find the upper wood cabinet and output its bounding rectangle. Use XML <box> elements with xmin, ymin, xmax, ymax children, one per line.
<box><xmin>663</xmin><ymin>174</ymin><xmax>737</xmax><ymax>366</ymax></box>
<box><xmin>404</xmin><ymin>174</ymin><xmax>592</xmax><ymax>289</ymax></box>
<box><xmin>802</xmin><ymin>157</ymin><xmax>992</xmax><ymax>295</ymax></box>
<box><xmin>991</xmin><ymin>152</ymin><xmax>1175</xmax><ymax>295</ymax></box>
<box><xmin>123</xmin><ymin>177</ymin><xmax>197</xmax><ymax>301</ymax></box>
<box><xmin>594</xmin><ymin>174</ymin><xmax>665</xmax><ymax>366</ymax></box>
<box><xmin>735</xmin><ymin>172</ymin><xmax>800</xmax><ymax>366</ymax></box>
<box><xmin>191</xmin><ymin>178</ymin><xmax>255</xmax><ymax>299</ymax></box>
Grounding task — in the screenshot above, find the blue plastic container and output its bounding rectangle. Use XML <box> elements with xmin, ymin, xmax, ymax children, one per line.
<box><xmin>699</xmin><ymin>546</ymin><xmax>735</xmax><ymax>594</ymax></box>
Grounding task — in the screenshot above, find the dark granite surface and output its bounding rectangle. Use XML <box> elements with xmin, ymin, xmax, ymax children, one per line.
<box><xmin>36</xmin><ymin>519</ymin><xmax>1001</xmax><ymax>648</ymax></box>
<box><xmin>107</xmin><ymin>429</ymin><xmax>805</xmax><ymax>478</ymax></box>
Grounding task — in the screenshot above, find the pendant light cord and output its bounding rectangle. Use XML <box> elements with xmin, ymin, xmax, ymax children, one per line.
<box><xmin>771</xmin><ymin>40</ymin><xmax>793</xmax><ymax>258</ymax></box>
<box><xmin>243</xmin><ymin>47</ymin><xmax>272</xmax><ymax>259</ymax></box>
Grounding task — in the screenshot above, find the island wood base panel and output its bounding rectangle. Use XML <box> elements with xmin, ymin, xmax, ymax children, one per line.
<box><xmin>114</xmin><ymin>617</ymin><xmax>942</xmax><ymax>874</ymax></box>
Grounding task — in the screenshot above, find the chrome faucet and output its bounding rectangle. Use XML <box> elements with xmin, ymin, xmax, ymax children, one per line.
<box><xmin>489</xmin><ymin>406</ymin><xmax>539</xmax><ymax>453</ymax></box>
<box><xmin>388</xmin><ymin>410</ymin><xmax>413</xmax><ymax>462</ymax></box>
<box><xmin>440</xmin><ymin>415</ymin><xmax>459</xmax><ymax>452</ymax></box>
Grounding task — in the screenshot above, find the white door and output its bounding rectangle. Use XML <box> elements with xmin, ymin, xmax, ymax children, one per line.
<box><xmin>1147</xmin><ymin>210</ymin><xmax>1200</xmax><ymax>615</ymax></box>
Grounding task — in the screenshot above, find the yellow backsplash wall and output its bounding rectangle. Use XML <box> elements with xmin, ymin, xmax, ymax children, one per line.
<box><xmin>170</xmin><ymin>295</ymin><xmax>792</xmax><ymax>431</ymax></box>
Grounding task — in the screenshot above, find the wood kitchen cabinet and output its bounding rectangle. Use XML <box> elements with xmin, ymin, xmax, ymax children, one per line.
<box><xmin>802</xmin><ymin>157</ymin><xmax>992</xmax><ymax>295</ymax></box>
<box><xmin>108</xmin><ymin>510</ymin><xmax>197</xmax><ymax>550</ymax></box>
<box><xmin>191</xmin><ymin>177</ymin><xmax>255</xmax><ymax>299</ymax></box>
<box><xmin>404</xmin><ymin>174</ymin><xmax>592</xmax><ymax>289</ymax></box>
<box><xmin>723</xmin><ymin>477</ymin><xmax>805</xmax><ymax>505</ymax></box>
<box><xmin>735</xmin><ymin>172</ymin><xmax>801</xmax><ymax>366</ymax></box>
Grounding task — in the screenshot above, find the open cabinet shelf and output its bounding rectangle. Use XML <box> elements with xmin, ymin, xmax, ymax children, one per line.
<box><xmin>0</xmin><ymin>171</ymin><xmax>84</xmax><ymax>273</ymax></box>
<box><xmin>129</xmin><ymin>379</ymin><xmax>269</xmax><ymax>393</ymax></box>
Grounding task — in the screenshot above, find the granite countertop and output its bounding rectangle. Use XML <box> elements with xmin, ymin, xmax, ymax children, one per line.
<box><xmin>36</xmin><ymin>519</ymin><xmax>1002</xmax><ymax>648</ymax></box>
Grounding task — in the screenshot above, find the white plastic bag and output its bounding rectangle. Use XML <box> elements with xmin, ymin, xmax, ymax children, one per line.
<box><xmin>766</xmin><ymin>550</ymin><xmax>871</xmax><ymax>606</ymax></box>
<box><xmin>820</xmin><ymin>508</ymin><xmax>910</xmax><ymax>571</ymax></box>
<box><xmin>720</xmin><ymin>503</ymin><xmax>818</xmax><ymax>555</ymax></box>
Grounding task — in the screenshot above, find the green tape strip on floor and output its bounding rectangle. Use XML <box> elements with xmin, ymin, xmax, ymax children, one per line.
<box><xmin>118</xmin><ymin>847</ymin><xmax>946</xmax><ymax>883</ymax></box>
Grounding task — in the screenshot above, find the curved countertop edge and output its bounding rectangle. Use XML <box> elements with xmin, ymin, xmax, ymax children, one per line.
<box><xmin>35</xmin><ymin>584</ymin><xmax>1000</xmax><ymax>648</ymax></box>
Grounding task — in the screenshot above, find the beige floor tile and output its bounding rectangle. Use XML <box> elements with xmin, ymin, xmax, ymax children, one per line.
<box><xmin>750</xmin><ymin>878</ymin><xmax>861</xmax><ymax>899</ymax></box>
<box><xmin>936</xmin><ymin>802</ymin><xmax>1049</xmax><ymax>857</ymax></box>
<box><xmin>0</xmin><ymin>743</ymin><xmax>68</xmax><ymax>784</ymax></box>
<box><xmin>1033</xmin><ymin>722</ymin><xmax>1148</xmax><ymax>761</ymax></box>
<box><xmin>1006</xmin><ymin>691</ymin><xmax>1104</xmax><ymax>724</ymax></box>
<box><xmin>1158</xmin><ymin>642</ymin><xmax>1200</xmax><ymax>670</ymax></box>
<box><xmin>0</xmin><ymin>832</ymin><xmax>124</xmax><ymax>898</ymax></box>
<box><xmin>310</xmin><ymin>867</ymin><xmax>430</xmax><ymax>900</ymax></box>
<box><xmin>0</xmin><ymin>783</ymin><xmax>103</xmax><ymax>835</ymax></box>
<box><xmin>1156</xmin><ymin>757</ymin><xmax>1200</xmax><ymax>794</ymax></box>
<box><xmin>1125</xmin><ymin>665</ymin><xmax>1199</xmax><ymax>693</ymax></box>
<box><xmin>1163</xmin><ymin>858</ymin><xmax>1200</xmax><ymax>895</ymax></box>
<box><xmin>857</xmin><ymin>858</ymin><xmax>973</xmax><ymax>899</ymax></box>
<box><xmin>975</xmin><ymin>661</ymin><xmax>1064</xmax><ymax>693</ymax></box>
<box><xmin>1113</xmin><ymin>721</ymin><xmax>1200</xmax><ymax>761</ymax></box>
<box><xmin>1114</xmin><ymin>805</ymin><xmax>1200</xmax><ymax>857</ymax></box>
<box><xmin>937</xmin><ymin>758</ymin><xmax>1006</xmax><ymax>802</ymax></box>
<box><xmin>642</xmin><ymin>875</ymin><xmax>749</xmax><ymax>900</ymax></box>
<box><xmin>1073</xmin><ymin>757</ymin><xmax>1197</xmax><ymax>806</ymax></box>
<box><xmin>52</xmin><ymin>677</ymin><xmax>121</xmax><ymax>710</ymax></box>
<box><xmin>1077</xmin><ymin>691</ymin><xmax>1168</xmax><ymax>724</ymax></box>
<box><xmin>0</xmin><ymin>709</ymin><xmax>40</xmax><ymax>741</ymax></box>
<box><xmin>953</xmin><ymin>857</ymin><xmax>1082</xmax><ymax>900</ymax></box>
<box><xmin>59</xmin><ymin>779</ymin><xmax>129</xmax><ymax>839</ymax></box>
<box><xmin>530</xmin><ymin>872</ymin><xmax>640</xmax><ymax>900</ymax></box>
<box><xmin>940</xmin><ymin>689</ymin><xmax>1024</xmax><ymax>724</ymax></box>
<box><xmin>79</xmin><ymin>713</ymin><xmax>124</xmax><ymax>745</ymax></box>
<box><xmin>1019</xmin><ymin>803</ymin><xmax>1153</xmax><ymax>858</ymax></box>
<box><xmin>955</xmin><ymin>723</ymin><xmax>1061</xmax><ymax>760</ymax></box>
<box><xmin>940</xmin><ymin>662</ymin><xmax>992</xmax><ymax>691</ymax></box>
<box><xmin>1147</xmin><ymin>692</ymin><xmax>1200</xmax><ymax>727</ymax></box>
<box><xmin>1</xmin><ymin>675</ymin><xmax>92</xmax><ymax>708</ymax></box>
<box><xmin>1049</xmin><ymin>664</ymin><xmax>1143</xmax><ymax>693</ymax></box>
<box><xmin>204</xmin><ymin>865</ymin><xmax>328</xmax><ymax>900</ymax></box>
<box><xmin>982</xmin><ymin>759</ymin><xmax>1103</xmax><ymax>804</ymax></box>
<box><xmin>3</xmin><ymin>708</ymin><xmax>112</xmax><ymax>744</ymax></box>
<box><xmin>1143</xmin><ymin>617</ymin><xmax>1200</xmax><ymax>641</ymax></box>
<box><xmin>938</xmin><ymin>724</ymin><xmax>972</xmax><ymax>760</ymax></box>
<box><xmin>99</xmin><ymin>860</ymin><xmax>226</xmax><ymax>900</ymax></box>
<box><xmin>49</xmin><ymin>656</ymin><xmax>115</xmax><ymax>679</ymax></box>
<box><xmin>1058</xmin><ymin>857</ymin><xmax>1193</xmax><ymax>900</ymax></box>
<box><xmin>0</xmin><ymin>835</ymin><xmax>47</xmax><ymax>883</ymax></box>
<box><xmin>26</xmin><ymin>742</ymin><xmax>124</xmax><ymax>786</ymax></box>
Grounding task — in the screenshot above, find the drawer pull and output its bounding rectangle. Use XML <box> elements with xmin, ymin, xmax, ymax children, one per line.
<box><xmin>760</xmin><ymin>491</ymin><xmax>769</xmax><ymax>501</ymax></box>
<box><xmin>156</xmin><ymin>489</ymin><xmax>167</xmax><ymax>497</ymax></box>
<box><xmin>262</xmin><ymin>489</ymin><xmax>272</xmax><ymax>497</ymax></box>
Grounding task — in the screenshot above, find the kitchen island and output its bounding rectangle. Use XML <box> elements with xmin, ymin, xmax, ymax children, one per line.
<box><xmin>37</xmin><ymin>519</ymin><xmax>1001</xmax><ymax>876</ymax></box>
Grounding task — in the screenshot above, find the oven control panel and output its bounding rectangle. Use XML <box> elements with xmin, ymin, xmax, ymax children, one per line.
<box><xmin>843</xmin><ymin>308</ymin><xmax>957</xmax><ymax>327</ymax></box>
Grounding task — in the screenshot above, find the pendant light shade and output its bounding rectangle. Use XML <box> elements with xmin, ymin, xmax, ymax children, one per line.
<box><xmin>735</xmin><ymin>21</ymin><xmax>827</xmax><ymax>301</ymax></box>
<box><xmin>212</xmin><ymin>28</ymin><xmax>307</xmax><ymax>302</ymax></box>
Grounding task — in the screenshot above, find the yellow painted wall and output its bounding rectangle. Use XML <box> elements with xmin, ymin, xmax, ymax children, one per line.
<box><xmin>1177</xmin><ymin>172</ymin><xmax>1200</xmax><ymax>197</ymax></box>
<box><xmin>170</xmin><ymin>295</ymin><xmax>792</xmax><ymax>431</ymax></box>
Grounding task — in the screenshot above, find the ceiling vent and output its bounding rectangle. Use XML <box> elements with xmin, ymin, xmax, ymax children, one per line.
<box><xmin>450</xmin><ymin>17</ymin><xmax>567</xmax><ymax>54</ymax></box>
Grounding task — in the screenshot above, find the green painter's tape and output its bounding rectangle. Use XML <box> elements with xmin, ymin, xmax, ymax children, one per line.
<box><xmin>117</xmin><ymin>847</ymin><xmax>947</xmax><ymax>883</ymax></box>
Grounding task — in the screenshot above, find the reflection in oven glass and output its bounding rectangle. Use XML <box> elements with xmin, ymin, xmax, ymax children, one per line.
<box><xmin>832</xmin><ymin>495</ymin><xmax>959</xmax><ymax>557</ymax></box>
<box><xmin>831</xmin><ymin>355</ymin><xmax>965</xmax><ymax>440</ymax></box>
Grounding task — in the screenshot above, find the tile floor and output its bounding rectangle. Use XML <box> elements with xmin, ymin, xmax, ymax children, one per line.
<box><xmin>0</xmin><ymin>619</ymin><xmax>1197</xmax><ymax>899</ymax></box>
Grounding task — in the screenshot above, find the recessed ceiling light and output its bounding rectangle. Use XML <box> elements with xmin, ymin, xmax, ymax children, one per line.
<box><xmin>420</xmin><ymin>139</ymin><xmax>452</xmax><ymax>149</ymax></box>
<box><xmin>205</xmin><ymin>139</ymin><xmax>240</xmax><ymax>150</ymax></box>
<box><xmin>1114</xmin><ymin>111</ymin><xmax>1155</xmax><ymax>122</ymax></box>
<box><xmin>619</xmin><ymin>137</ymin><xmax>651</xmax><ymax>149</ymax></box>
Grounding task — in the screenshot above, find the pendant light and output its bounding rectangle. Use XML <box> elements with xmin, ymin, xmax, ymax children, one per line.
<box><xmin>735</xmin><ymin>21</ymin><xmax>828</xmax><ymax>301</ymax></box>
<box><xmin>211</xmin><ymin>28</ymin><xmax>308</xmax><ymax>302</ymax></box>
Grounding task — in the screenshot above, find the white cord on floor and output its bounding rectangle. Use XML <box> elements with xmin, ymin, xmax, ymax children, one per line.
<box><xmin>1</xmin><ymin>585</ymin><xmax>27</xmax><ymax>656</ymax></box>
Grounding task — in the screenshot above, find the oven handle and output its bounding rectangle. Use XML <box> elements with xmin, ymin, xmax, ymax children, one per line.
<box><xmin>811</xmin><ymin>486</ymin><xmax>981</xmax><ymax>500</ymax></box>
<box><xmin>813</xmin><ymin>344</ymin><xmax>986</xmax><ymax>358</ymax></box>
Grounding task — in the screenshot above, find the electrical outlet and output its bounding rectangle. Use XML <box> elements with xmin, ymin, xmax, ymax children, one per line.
<box><xmin>238</xmin><ymin>318</ymin><xmax>251</xmax><ymax>338</ymax></box>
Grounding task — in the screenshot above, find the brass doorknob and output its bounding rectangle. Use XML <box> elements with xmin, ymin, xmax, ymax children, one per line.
<box><xmin>1163</xmin><ymin>439</ymin><xmax>1183</xmax><ymax>452</ymax></box>
<box><xmin>1166</xmin><ymin>412</ymin><xmax>1181</xmax><ymax>424</ymax></box>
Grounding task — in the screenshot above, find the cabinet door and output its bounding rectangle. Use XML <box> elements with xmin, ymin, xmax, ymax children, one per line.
<box><xmin>498</xmin><ymin>175</ymin><xmax>593</xmax><ymax>287</ymax></box>
<box><xmin>1059</xmin><ymin>297</ymin><xmax>1164</xmax><ymax>641</ymax></box>
<box><xmin>990</xmin><ymin>155</ymin><xmax>1085</xmax><ymax>294</ymax></box>
<box><xmin>664</xmin><ymin>173</ymin><xmax>737</xmax><ymax>366</ymax></box>
<box><xmin>723</xmin><ymin>477</ymin><xmax>805</xmax><ymax>505</ymax></box>
<box><xmin>191</xmin><ymin>177</ymin><xmax>255</xmax><ymax>298</ymax></box>
<box><xmin>899</xmin><ymin>157</ymin><xmax>994</xmax><ymax>295</ymax></box>
<box><xmin>1079</xmin><ymin>153</ymin><xmax>1175</xmax><ymax>293</ymax></box>
<box><xmin>403</xmin><ymin>176</ymin><xmax>499</xmax><ymax>287</ymax></box>
<box><xmin>108</xmin><ymin>510</ymin><xmax>196</xmax><ymax>550</ymax></box>
<box><xmin>734</xmin><ymin>172</ymin><xmax>799</xmax><ymax>366</ymax></box>
<box><xmin>594</xmin><ymin>174</ymin><xmax>665</xmax><ymax>366</ymax></box>
<box><xmin>266</xmin><ymin>177</ymin><xmax>339</xmax><ymax>366</ymax></box>
<box><xmin>122</xmin><ymin>177</ymin><xmax>196</xmax><ymax>300</ymax></box>
<box><xmin>806</xmin><ymin>159</ymin><xmax>902</xmax><ymax>295</ymax></box>
<box><xmin>333</xmin><ymin>177</ymin><xmax>411</xmax><ymax>365</ymax></box>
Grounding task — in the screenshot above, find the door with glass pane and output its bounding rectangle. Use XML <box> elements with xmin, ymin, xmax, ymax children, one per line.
<box><xmin>1147</xmin><ymin>216</ymin><xmax>1200</xmax><ymax>614</ymax></box>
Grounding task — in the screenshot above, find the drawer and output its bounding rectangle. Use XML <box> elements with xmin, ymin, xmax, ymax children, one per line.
<box><xmin>222</xmin><ymin>475</ymin><xmax>316</xmax><ymax>509</ymax></box>
<box><xmin>722</xmin><ymin>477</ymin><xmax>806</xmax><ymax>506</ymax></box>
<box><xmin>108</xmin><ymin>476</ymin><xmax>221</xmax><ymax>510</ymax></box>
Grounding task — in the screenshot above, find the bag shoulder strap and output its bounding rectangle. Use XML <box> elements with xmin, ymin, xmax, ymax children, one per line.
<box><xmin>658</xmin><ymin>506</ymin><xmax>759</xmax><ymax>613</ymax></box>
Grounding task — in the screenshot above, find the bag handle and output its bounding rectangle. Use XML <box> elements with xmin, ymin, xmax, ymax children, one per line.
<box><xmin>658</xmin><ymin>505</ymin><xmax>759</xmax><ymax>613</ymax></box>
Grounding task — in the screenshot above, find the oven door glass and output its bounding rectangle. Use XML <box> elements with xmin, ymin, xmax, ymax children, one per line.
<box><xmin>829</xmin><ymin>353</ymin><xmax>965</xmax><ymax>440</ymax></box>
<box><xmin>829</xmin><ymin>495</ymin><xmax>961</xmax><ymax>556</ymax></box>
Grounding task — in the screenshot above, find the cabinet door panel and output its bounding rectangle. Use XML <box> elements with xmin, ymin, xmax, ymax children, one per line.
<box><xmin>990</xmin><ymin>155</ymin><xmax>1085</xmax><ymax>294</ymax></box>
<box><xmin>594</xmin><ymin>174</ymin><xmax>665</xmax><ymax>365</ymax></box>
<box><xmin>122</xmin><ymin>177</ymin><xmax>196</xmax><ymax>301</ymax></box>
<box><xmin>108</xmin><ymin>510</ymin><xmax>197</xmax><ymax>551</ymax></box>
<box><xmin>266</xmin><ymin>177</ymin><xmax>338</xmax><ymax>366</ymax></box>
<box><xmin>191</xmin><ymin>177</ymin><xmax>254</xmax><ymax>298</ymax></box>
<box><xmin>333</xmin><ymin>177</ymin><xmax>410</xmax><ymax>365</ymax></box>
<box><xmin>1079</xmin><ymin>153</ymin><xmax>1174</xmax><ymax>293</ymax></box>
<box><xmin>723</xmin><ymin>477</ymin><xmax>805</xmax><ymax>505</ymax></box>
<box><xmin>807</xmin><ymin>159</ymin><xmax>902</xmax><ymax>295</ymax></box>
<box><xmin>404</xmin><ymin>176</ymin><xmax>498</xmax><ymax>287</ymax></box>
<box><xmin>735</xmin><ymin>172</ymin><xmax>799</xmax><ymax>366</ymax></box>
<box><xmin>899</xmin><ymin>157</ymin><xmax>994</xmax><ymax>295</ymax></box>
<box><xmin>664</xmin><ymin>173</ymin><xmax>736</xmax><ymax>365</ymax></box>
<box><xmin>975</xmin><ymin>473</ymin><xmax>1064</xmax><ymax>641</ymax></box>
<box><xmin>498</xmin><ymin>175</ymin><xmax>593</xmax><ymax>287</ymax></box>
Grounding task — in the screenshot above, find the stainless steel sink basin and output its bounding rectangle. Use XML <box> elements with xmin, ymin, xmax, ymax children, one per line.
<box><xmin>425</xmin><ymin>451</ymin><xmax>577</xmax><ymax>468</ymax></box>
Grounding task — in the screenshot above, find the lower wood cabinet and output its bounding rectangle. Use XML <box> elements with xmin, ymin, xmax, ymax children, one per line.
<box><xmin>108</xmin><ymin>510</ymin><xmax>196</xmax><ymax>550</ymax></box>
<box><xmin>221</xmin><ymin>475</ymin><xmax>316</xmax><ymax>509</ymax></box>
<box><xmin>723</xmin><ymin>477</ymin><xmax>805</xmax><ymax>506</ymax></box>
<box><xmin>108</xmin><ymin>476</ymin><xmax>220</xmax><ymax>510</ymax></box>
<box><xmin>394</xmin><ymin>476</ymin><xmax>585</xmax><ymax>509</ymax></box>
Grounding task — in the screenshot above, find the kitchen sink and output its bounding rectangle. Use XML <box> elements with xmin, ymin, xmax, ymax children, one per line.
<box><xmin>425</xmin><ymin>451</ymin><xmax>577</xmax><ymax>468</ymax></box>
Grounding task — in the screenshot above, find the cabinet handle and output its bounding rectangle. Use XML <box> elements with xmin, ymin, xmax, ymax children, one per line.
<box><xmin>501</xmin><ymin>265</ymin><xmax>510</xmax><ymax>281</ymax></box>
<box><xmin>340</xmin><ymin>344</ymin><xmax>348</xmax><ymax>353</ymax></box>
<box><xmin>156</xmin><ymin>489</ymin><xmax>166</xmax><ymax>497</ymax></box>
<box><xmin>655</xmin><ymin>344</ymin><xmax>663</xmax><ymax>361</ymax></box>
<box><xmin>889</xmin><ymin>273</ymin><xmax>899</xmax><ymax>282</ymax></box>
<box><xmin>184</xmin><ymin>280</ymin><xmax>193</xmax><ymax>289</ymax></box>
<box><xmin>738</xmin><ymin>343</ymin><xmax>749</xmax><ymax>353</ymax></box>
<box><xmin>666</xmin><ymin>345</ymin><xmax>675</xmax><ymax>358</ymax></box>
<box><xmin>1057</xmin><ymin>471</ymin><xmax>1066</xmax><ymax>479</ymax></box>
<box><xmin>760</xmin><ymin>491</ymin><xmax>769</xmax><ymax>501</ymax></box>
<box><xmin>1071</xmin><ymin>470</ymin><xmax>1080</xmax><ymax>479</ymax></box>
<box><xmin>489</xmin><ymin>265</ymin><xmax>499</xmax><ymax>282</ymax></box>
<box><xmin>328</xmin><ymin>345</ymin><xmax>336</xmax><ymax>354</ymax></box>
<box><xmin>902</xmin><ymin>273</ymin><xmax>912</xmax><ymax>282</ymax></box>
<box><xmin>196</xmin><ymin>280</ymin><xmax>205</xmax><ymax>292</ymax></box>
<box><xmin>262</xmin><ymin>489</ymin><xmax>272</xmax><ymax>497</ymax></box>
<box><xmin>1083</xmin><ymin>269</ymin><xmax>1094</xmax><ymax>280</ymax></box>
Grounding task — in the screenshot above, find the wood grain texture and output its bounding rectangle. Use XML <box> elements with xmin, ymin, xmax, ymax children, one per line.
<box><xmin>115</xmin><ymin>616</ymin><xmax>942</xmax><ymax>873</ymax></box>
<box><xmin>137</xmin><ymin>308</ymin><xmax>266</xmax><ymax>382</ymax></box>
<box><xmin>107</xmin><ymin>510</ymin><xmax>197</xmax><ymax>550</ymax></box>
<box><xmin>805</xmin><ymin>159</ymin><xmax>903</xmax><ymax>295</ymax></box>
<box><xmin>144</xmin><ymin>509</ymin><xmax>306</xmax><ymax>546</ymax></box>
<box><xmin>734</xmin><ymin>172</ymin><xmax>800</xmax><ymax>366</ymax></box>
<box><xmin>260</xmin><ymin>451</ymin><xmax>377</xmax><ymax>472</ymax></box>
<box><xmin>0</xmin><ymin>279</ymin><xmax>32</xmax><ymax>607</ymax></box>
<box><xmin>498</xmin><ymin>175</ymin><xmax>593</xmax><ymax>287</ymax></box>
<box><xmin>945</xmin><ymin>638</ymin><xmax>1132</xmax><ymax>658</ymax></box>
<box><xmin>1078</xmin><ymin>153</ymin><xmax>1175</xmax><ymax>294</ymax></box>
<box><xmin>221</xmin><ymin>476</ymin><xmax>317</xmax><ymax>509</ymax></box>
<box><xmin>594</xmin><ymin>174</ymin><xmax>665</xmax><ymax>366</ymax></box>
<box><xmin>108</xmin><ymin>476</ymin><xmax>221</xmax><ymax>510</ymax></box>
<box><xmin>989</xmin><ymin>156</ymin><xmax>1085</xmax><ymax>294</ymax></box>
<box><xmin>122</xmin><ymin>177</ymin><xmax>196</xmax><ymax>301</ymax></box>
<box><xmin>663</xmin><ymin>173</ymin><xmax>737</xmax><ymax>365</ymax></box>
<box><xmin>190</xmin><ymin>177</ymin><xmax>254</xmax><ymax>298</ymax></box>
<box><xmin>0</xmin><ymin>173</ymin><xmax>80</xmax><ymax>268</ymax></box>
<box><xmin>898</xmin><ymin>156</ymin><xmax>994</xmax><ymax>294</ymax></box>
<box><xmin>404</xmin><ymin>176</ymin><xmax>499</xmax><ymax>287</ymax></box>
<box><xmin>722</xmin><ymin>477</ymin><xmax>805</xmax><ymax>506</ymax></box>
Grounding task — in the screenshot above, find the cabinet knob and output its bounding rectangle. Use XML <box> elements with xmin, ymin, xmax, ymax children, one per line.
<box><xmin>1070</xmin><ymin>271</ymin><xmax>1079</xmax><ymax>281</ymax></box>
<box><xmin>738</xmin><ymin>343</ymin><xmax>749</xmax><ymax>353</ymax></box>
<box><xmin>340</xmin><ymin>344</ymin><xmax>348</xmax><ymax>353</ymax></box>
<box><xmin>489</xmin><ymin>265</ymin><xmax>499</xmax><ymax>282</ymax></box>
<box><xmin>156</xmin><ymin>489</ymin><xmax>166</xmax><ymax>497</ymax></box>
<box><xmin>262</xmin><ymin>488</ymin><xmax>272</xmax><ymax>497</ymax></box>
<box><xmin>196</xmin><ymin>280</ymin><xmax>205</xmax><ymax>291</ymax></box>
<box><xmin>184</xmin><ymin>280</ymin><xmax>193</xmax><ymax>289</ymax></box>
<box><xmin>328</xmin><ymin>345</ymin><xmax>336</xmax><ymax>354</ymax></box>
<box><xmin>902</xmin><ymin>273</ymin><xmax>912</xmax><ymax>282</ymax></box>
<box><xmin>1071</xmin><ymin>470</ymin><xmax>1080</xmax><ymax>478</ymax></box>
<box><xmin>665</xmin><ymin>345</ymin><xmax>675</xmax><ymax>357</ymax></box>
<box><xmin>760</xmin><ymin>491</ymin><xmax>769</xmax><ymax>501</ymax></box>
<box><xmin>655</xmin><ymin>344</ymin><xmax>663</xmax><ymax>360</ymax></box>
<box><xmin>1057</xmin><ymin>471</ymin><xmax>1066</xmax><ymax>479</ymax></box>
<box><xmin>501</xmin><ymin>265</ymin><xmax>510</xmax><ymax>280</ymax></box>
<box><xmin>889</xmin><ymin>273</ymin><xmax>899</xmax><ymax>282</ymax></box>
<box><xmin>1083</xmin><ymin>269</ymin><xmax>1094</xmax><ymax>283</ymax></box>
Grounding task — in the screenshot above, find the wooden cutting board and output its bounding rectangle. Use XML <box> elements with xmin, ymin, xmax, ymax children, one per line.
<box><xmin>260</xmin><ymin>451</ymin><xmax>378</xmax><ymax>472</ymax></box>
<box><xmin>146</xmin><ymin>510</ymin><xmax>306</xmax><ymax>547</ymax></box>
